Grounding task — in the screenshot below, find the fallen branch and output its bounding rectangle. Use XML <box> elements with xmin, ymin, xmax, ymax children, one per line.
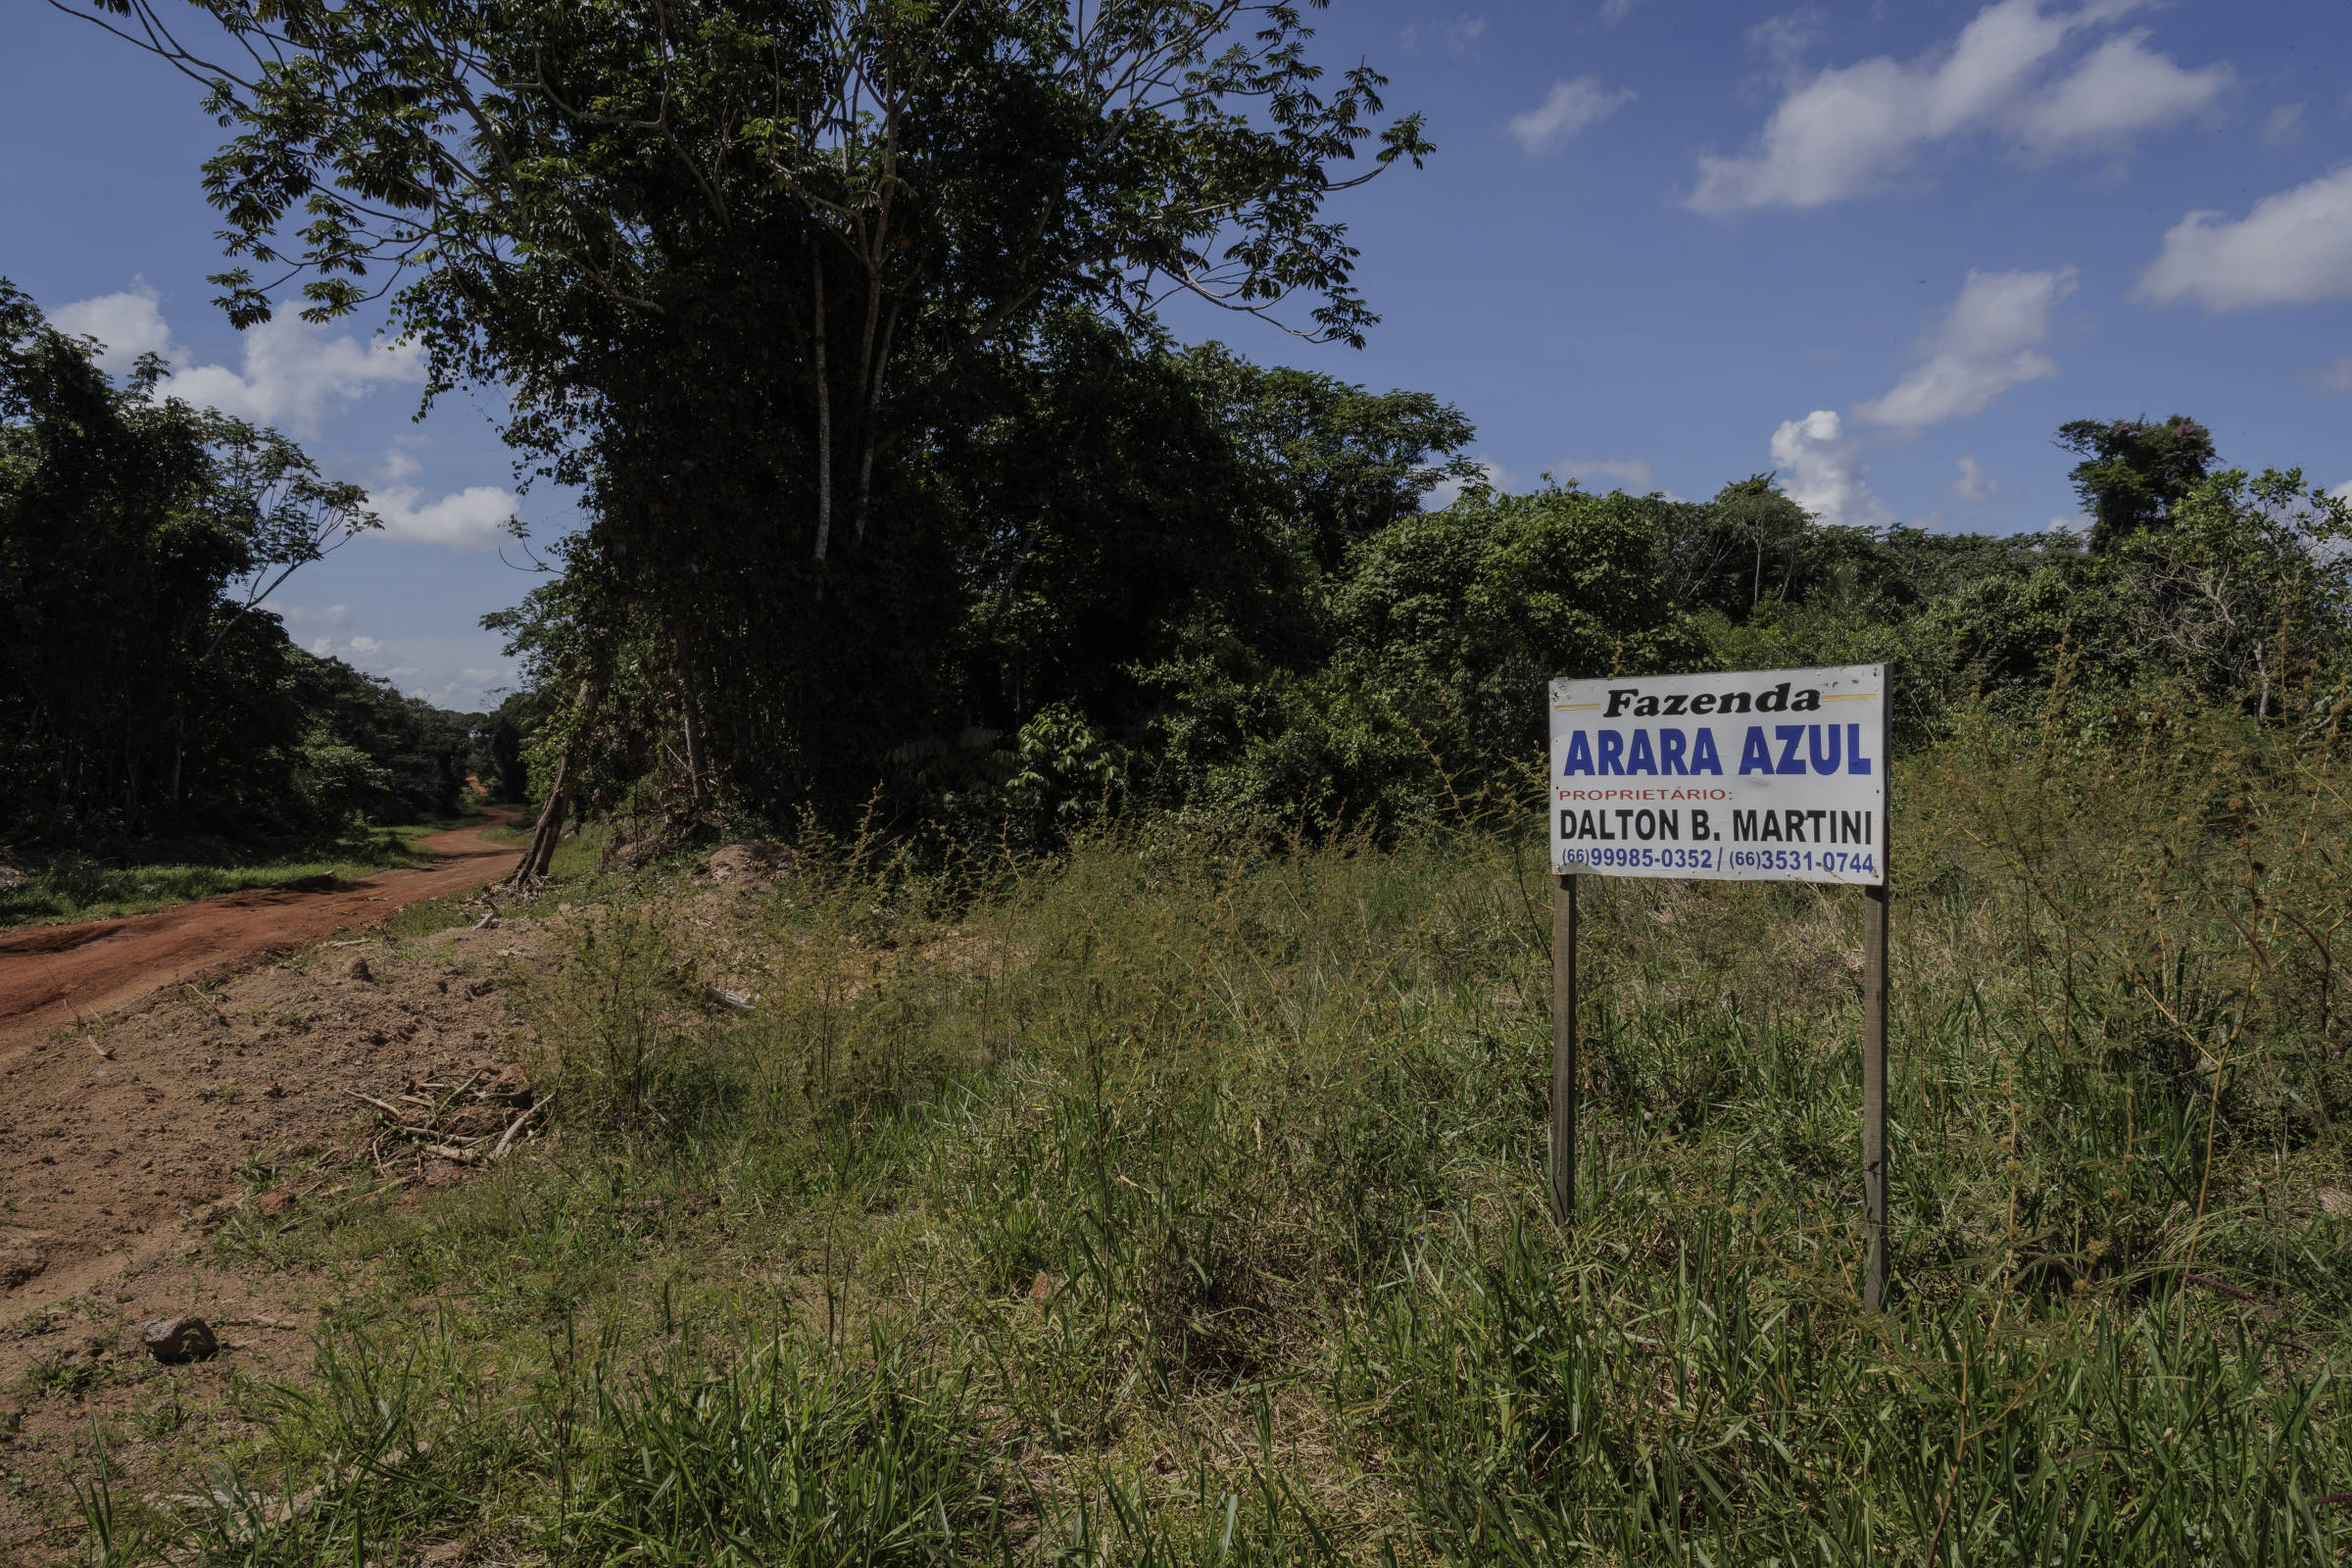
<box><xmin>492</xmin><ymin>1095</ymin><xmax>550</xmax><ymax>1157</ymax></box>
<box><xmin>342</xmin><ymin>1088</ymin><xmax>406</xmax><ymax>1119</ymax></box>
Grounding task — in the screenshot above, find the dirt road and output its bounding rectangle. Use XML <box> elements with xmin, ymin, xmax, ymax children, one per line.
<box><xmin>0</xmin><ymin>813</ymin><xmax>520</xmax><ymax>1058</ymax></box>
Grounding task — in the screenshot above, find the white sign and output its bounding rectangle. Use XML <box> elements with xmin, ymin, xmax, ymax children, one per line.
<box><xmin>1549</xmin><ymin>663</ymin><xmax>1886</xmax><ymax>885</ymax></box>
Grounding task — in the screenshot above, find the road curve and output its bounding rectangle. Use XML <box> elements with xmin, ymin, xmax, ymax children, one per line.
<box><xmin>0</xmin><ymin>813</ymin><xmax>521</xmax><ymax>1058</ymax></box>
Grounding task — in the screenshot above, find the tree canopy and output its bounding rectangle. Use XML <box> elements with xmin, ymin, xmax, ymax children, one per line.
<box><xmin>78</xmin><ymin>0</ymin><xmax>1437</xmax><ymax>824</ymax></box>
<box><xmin>0</xmin><ymin>280</ymin><xmax>479</xmax><ymax>844</ymax></box>
<box><xmin>2057</xmin><ymin>415</ymin><xmax>2217</xmax><ymax>553</ymax></box>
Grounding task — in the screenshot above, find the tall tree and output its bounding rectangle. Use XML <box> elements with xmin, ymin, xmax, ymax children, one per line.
<box><xmin>2056</xmin><ymin>415</ymin><xmax>2217</xmax><ymax>552</ymax></box>
<box><xmin>78</xmin><ymin>0</ymin><xmax>1433</xmax><ymax>816</ymax></box>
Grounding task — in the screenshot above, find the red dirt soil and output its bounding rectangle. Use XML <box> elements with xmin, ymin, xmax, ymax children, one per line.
<box><xmin>0</xmin><ymin>814</ymin><xmax>521</xmax><ymax>1061</ymax></box>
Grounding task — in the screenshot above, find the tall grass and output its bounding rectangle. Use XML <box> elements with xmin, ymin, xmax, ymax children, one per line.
<box><xmin>95</xmin><ymin>700</ymin><xmax>2352</xmax><ymax>1564</ymax></box>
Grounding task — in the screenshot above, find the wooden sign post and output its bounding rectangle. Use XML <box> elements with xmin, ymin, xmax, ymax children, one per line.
<box><xmin>1551</xmin><ymin>872</ymin><xmax>1578</xmax><ymax>1227</ymax></box>
<box><xmin>1546</xmin><ymin>662</ymin><xmax>1891</xmax><ymax>1309</ymax></box>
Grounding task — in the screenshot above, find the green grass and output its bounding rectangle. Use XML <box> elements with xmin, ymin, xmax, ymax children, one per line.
<box><xmin>75</xmin><ymin>705</ymin><xmax>2352</xmax><ymax>1565</ymax></box>
<box><xmin>0</xmin><ymin>813</ymin><xmax>491</xmax><ymax>928</ymax></box>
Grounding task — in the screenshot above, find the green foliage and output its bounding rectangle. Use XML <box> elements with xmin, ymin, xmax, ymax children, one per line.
<box><xmin>1333</xmin><ymin>482</ymin><xmax>1709</xmax><ymax>710</ymax></box>
<box><xmin>1181</xmin><ymin>342</ymin><xmax>1481</xmax><ymax>576</ymax></box>
<box><xmin>1147</xmin><ymin>482</ymin><xmax>1710</xmax><ymax>825</ymax></box>
<box><xmin>2059</xmin><ymin>414</ymin><xmax>2218</xmax><ymax>553</ymax></box>
<box><xmin>1654</xmin><ymin>473</ymin><xmax>1817</xmax><ymax>617</ymax></box>
<box><xmin>522</xmin><ymin>893</ymin><xmax>739</xmax><ymax>1138</ymax></box>
<box><xmin>476</xmin><ymin>319</ymin><xmax>1484</xmax><ymax>838</ymax></box>
<box><xmin>1918</xmin><ymin>466</ymin><xmax>2351</xmax><ymax>716</ymax></box>
<box><xmin>115</xmin><ymin>689</ymin><xmax>2352</xmax><ymax>1564</ymax></box>
<box><xmin>0</xmin><ymin>280</ymin><xmax>483</xmax><ymax>850</ymax></box>
<box><xmin>475</xmin><ymin>397</ymin><xmax>2348</xmax><ymax>849</ymax></box>
<box><xmin>90</xmin><ymin>0</ymin><xmax>1436</xmax><ymax>837</ymax></box>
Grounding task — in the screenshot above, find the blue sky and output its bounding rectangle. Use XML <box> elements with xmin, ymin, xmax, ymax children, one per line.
<box><xmin>6</xmin><ymin>0</ymin><xmax>2349</xmax><ymax>711</ymax></box>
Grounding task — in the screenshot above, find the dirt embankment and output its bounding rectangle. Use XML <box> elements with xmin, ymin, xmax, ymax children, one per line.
<box><xmin>0</xmin><ymin>814</ymin><xmax>521</xmax><ymax>1059</ymax></box>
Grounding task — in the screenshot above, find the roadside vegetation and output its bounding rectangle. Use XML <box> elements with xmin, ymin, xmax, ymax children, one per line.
<box><xmin>0</xmin><ymin>813</ymin><xmax>497</xmax><ymax>928</ymax></box>
<box><xmin>56</xmin><ymin>675</ymin><xmax>2352</xmax><ymax>1565</ymax></box>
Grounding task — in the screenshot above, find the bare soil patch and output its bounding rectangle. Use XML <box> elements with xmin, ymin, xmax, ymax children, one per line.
<box><xmin>0</xmin><ymin>917</ymin><xmax>549</xmax><ymax>1560</ymax></box>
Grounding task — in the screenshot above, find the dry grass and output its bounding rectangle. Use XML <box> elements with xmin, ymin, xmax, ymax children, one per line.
<box><xmin>43</xmin><ymin>697</ymin><xmax>2352</xmax><ymax>1566</ymax></box>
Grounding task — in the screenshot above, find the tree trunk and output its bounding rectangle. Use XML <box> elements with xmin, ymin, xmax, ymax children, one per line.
<box><xmin>511</xmin><ymin>675</ymin><xmax>605</xmax><ymax>885</ymax></box>
<box><xmin>812</xmin><ymin>258</ymin><xmax>832</xmax><ymax>562</ymax></box>
<box><xmin>852</xmin><ymin>299</ymin><xmax>899</xmax><ymax>547</ymax></box>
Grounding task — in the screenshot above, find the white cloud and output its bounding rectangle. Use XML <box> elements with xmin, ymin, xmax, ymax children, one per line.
<box><xmin>1560</xmin><ymin>458</ymin><xmax>1657</xmax><ymax>492</ymax></box>
<box><xmin>368</xmin><ymin>450</ymin><xmax>518</xmax><ymax>552</ymax></box>
<box><xmin>276</xmin><ymin>603</ymin><xmax>353</xmax><ymax>633</ymax></box>
<box><xmin>1508</xmin><ymin>77</ymin><xmax>1636</xmax><ymax>154</ymax></box>
<box><xmin>2048</xmin><ymin>511</ymin><xmax>2090</xmax><ymax>534</ymax></box>
<box><xmin>2309</xmin><ymin>356</ymin><xmax>2352</xmax><ymax>394</ymax></box>
<box><xmin>1688</xmin><ymin>0</ymin><xmax>2227</xmax><ymax>213</ymax></box>
<box><xmin>304</xmin><ymin>626</ymin><xmax>513</xmax><ymax>710</ymax></box>
<box><xmin>1399</xmin><ymin>16</ymin><xmax>1485</xmax><ymax>56</ymax></box>
<box><xmin>50</xmin><ymin>284</ymin><xmax>174</xmax><ymax>374</ymax></box>
<box><xmin>2011</xmin><ymin>31</ymin><xmax>2230</xmax><ymax>155</ymax></box>
<box><xmin>158</xmin><ymin>316</ymin><xmax>423</xmax><ymax>434</ymax></box>
<box><xmin>52</xmin><ymin>284</ymin><xmax>424</xmax><ymax>433</ymax></box>
<box><xmin>1853</xmin><ymin>267</ymin><xmax>2076</xmax><ymax>431</ymax></box>
<box><xmin>2264</xmin><ymin>103</ymin><xmax>2306</xmax><ymax>147</ymax></box>
<box><xmin>1953</xmin><ymin>455</ymin><xmax>2007</xmax><ymax>503</ymax></box>
<box><xmin>1748</xmin><ymin>10</ymin><xmax>1828</xmax><ymax>81</ymax></box>
<box><xmin>2332</xmin><ymin>480</ymin><xmax>2352</xmax><ymax>504</ymax></box>
<box><xmin>43</xmin><ymin>295</ymin><xmax>514</xmax><ymax>555</ymax></box>
<box><xmin>2137</xmin><ymin>165</ymin><xmax>2352</xmax><ymax>311</ymax></box>
<box><xmin>1599</xmin><ymin>0</ymin><xmax>1639</xmax><ymax>24</ymax></box>
<box><xmin>1770</xmin><ymin>411</ymin><xmax>1892</xmax><ymax>529</ymax></box>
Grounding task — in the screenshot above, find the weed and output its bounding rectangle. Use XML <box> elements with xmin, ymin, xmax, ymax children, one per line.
<box><xmin>137</xmin><ymin>1396</ymin><xmax>189</xmax><ymax>1441</ymax></box>
<box><xmin>377</xmin><ymin>896</ymin><xmax>474</xmax><ymax>942</ymax></box>
<box><xmin>519</xmin><ymin>892</ymin><xmax>740</xmax><ymax>1138</ymax></box>
<box><xmin>21</xmin><ymin>1351</ymin><xmax>99</xmax><ymax>1399</ymax></box>
<box><xmin>97</xmin><ymin>697</ymin><xmax>2352</xmax><ymax>1563</ymax></box>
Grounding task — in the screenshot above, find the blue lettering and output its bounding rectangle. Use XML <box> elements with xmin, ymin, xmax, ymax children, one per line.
<box><xmin>1774</xmin><ymin>725</ymin><xmax>1806</xmax><ymax>775</ymax></box>
<box><xmin>1739</xmin><ymin>726</ymin><xmax>1774</xmax><ymax>775</ymax></box>
<box><xmin>1658</xmin><ymin>727</ymin><xmax>1689</xmax><ymax>775</ymax></box>
<box><xmin>1564</xmin><ymin>730</ymin><xmax>1594</xmax><ymax>775</ymax></box>
<box><xmin>1846</xmin><ymin>722</ymin><xmax>1873</xmax><ymax>776</ymax></box>
<box><xmin>1691</xmin><ymin>728</ymin><xmax>1724</xmax><ymax>774</ymax></box>
<box><xmin>1807</xmin><ymin>723</ymin><xmax>1841</xmax><ymax>774</ymax></box>
<box><xmin>1598</xmin><ymin>731</ymin><xmax>1626</xmax><ymax>774</ymax></box>
<box><xmin>1627</xmin><ymin>730</ymin><xmax>1657</xmax><ymax>774</ymax></box>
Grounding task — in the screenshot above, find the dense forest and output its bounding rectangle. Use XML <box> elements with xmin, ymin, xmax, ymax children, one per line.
<box><xmin>0</xmin><ymin>283</ymin><xmax>505</xmax><ymax>850</ymax></box>
<box><xmin>0</xmin><ymin>1</ymin><xmax>2331</xmax><ymax>868</ymax></box>
<box><xmin>8</xmin><ymin>268</ymin><xmax>2348</xmax><ymax>860</ymax></box>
